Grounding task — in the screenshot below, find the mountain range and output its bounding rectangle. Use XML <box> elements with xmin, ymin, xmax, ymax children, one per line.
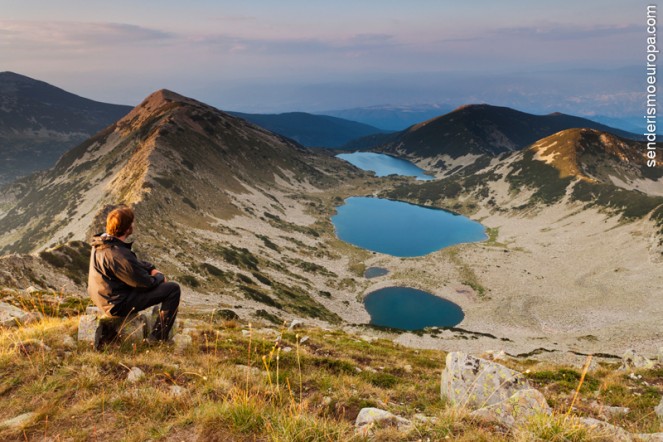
<box><xmin>228</xmin><ymin>111</ymin><xmax>387</xmax><ymax>148</ymax></box>
<box><xmin>1</xmin><ymin>76</ymin><xmax>662</xmax><ymax>358</ymax></box>
<box><xmin>346</xmin><ymin>104</ymin><xmax>641</xmax><ymax>160</ymax></box>
<box><xmin>0</xmin><ymin>72</ymin><xmax>132</xmax><ymax>184</ymax></box>
<box><xmin>323</xmin><ymin>104</ymin><xmax>455</xmax><ymax>131</ymax></box>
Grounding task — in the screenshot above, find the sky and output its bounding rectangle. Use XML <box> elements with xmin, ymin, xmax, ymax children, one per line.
<box><xmin>0</xmin><ymin>0</ymin><xmax>652</xmax><ymax>122</ymax></box>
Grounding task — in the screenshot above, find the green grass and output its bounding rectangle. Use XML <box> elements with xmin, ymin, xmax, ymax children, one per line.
<box><xmin>0</xmin><ymin>293</ymin><xmax>661</xmax><ymax>441</ymax></box>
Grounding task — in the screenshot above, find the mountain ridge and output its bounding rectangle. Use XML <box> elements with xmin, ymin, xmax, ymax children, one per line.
<box><xmin>345</xmin><ymin>104</ymin><xmax>641</xmax><ymax>160</ymax></box>
<box><xmin>0</xmin><ymin>72</ymin><xmax>132</xmax><ymax>184</ymax></box>
<box><xmin>228</xmin><ymin>110</ymin><xmax>388</xmax><ymax>148</ymax></box>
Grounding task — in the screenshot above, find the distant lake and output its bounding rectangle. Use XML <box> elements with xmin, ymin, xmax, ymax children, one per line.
<box><xmin>364</xmin><ymin>287</ymin><xmax>464</xmax><ymax>330</ymax></box>
<box><xmin>331</xmin><ymin>197</ymin><xmax>487</xmax><ymax>257</ymax></box>
<box><xmin>337</xmin><ymin>152</ymin><xmax>433</xmax><ymax>181</ymax></box>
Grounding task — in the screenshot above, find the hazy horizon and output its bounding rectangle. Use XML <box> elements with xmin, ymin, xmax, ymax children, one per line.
<box><xmin>1</xmin><ymin>1</ymin><xmax>650</xmax><ymax>123</ymax></box>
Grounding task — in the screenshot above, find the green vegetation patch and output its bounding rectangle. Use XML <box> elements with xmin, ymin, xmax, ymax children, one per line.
<box><xmin>240</xmin><ymin>285</ymin><xmax>281</xmax><ymax>308</ymax></box>
<box><xmin>571</xmin><ymin>180</ymin><xmax>663</xmax><ymax>221</ymax></box>
<box><xmin>217</xmin><ymin>245</ymin><xmax>259</xmax><ymax>271</ymax></box>
<box><xmin>38</xmin><ymin>240</ymin><xmax>90</xmax><ymax>285</ymax></box>
<box><xmin>255</xmin><ymin>309</ymin><xmax>282</xmax><ymax>325</ymax></box>
<box><xmin>506</xmin><ymin>150</ymin><xmax>573</xmax><ymax>205</ymax></box>
<box><xmin>526</xmin><ymin>368</ymin><xmax>600</xmax><ymax>393</ymax></box>
<box><xmin>256</xmin><ymin>234</ymin><xmax>280</xmax><ymax>252</ymax></box>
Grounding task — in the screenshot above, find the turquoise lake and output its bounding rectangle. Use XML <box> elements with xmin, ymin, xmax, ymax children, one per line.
<box><xmin>331</xmin><ymin>197</ymin><xmax>487</xmax><ymax>257</ymax></box>
<box><xmin>364</xmin><ymin>287</ymin><xmax>464</xmax><ymax>330</ymax></box>
<box><xmin>336</xmin><ymin>152</ymin><xmax>433</xmax><ymax>181</ymax></box>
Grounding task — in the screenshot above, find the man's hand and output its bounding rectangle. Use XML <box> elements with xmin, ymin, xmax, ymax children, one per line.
<box><xmin>150</xmin><ymin>269</ymin><xmax>167</xmax><ymax>282</ymax></box>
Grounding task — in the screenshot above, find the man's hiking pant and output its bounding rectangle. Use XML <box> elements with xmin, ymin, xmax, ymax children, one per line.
<box><xmin>110</xmin><ymin>281</ymin><xmax>181</xmax><ymax>341</ymax></box>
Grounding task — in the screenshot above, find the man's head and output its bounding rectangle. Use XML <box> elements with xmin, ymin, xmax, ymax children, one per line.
<box><xmin>106</xmin><ymin>206</ymin><xmax>134</xmax><ymax>238</ymax></box>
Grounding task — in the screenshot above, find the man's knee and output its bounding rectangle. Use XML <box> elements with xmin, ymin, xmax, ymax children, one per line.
<box><xmin>163</xmin><ymin>282</ymin><xmax>181</xmax><ymax>301</ymax></box>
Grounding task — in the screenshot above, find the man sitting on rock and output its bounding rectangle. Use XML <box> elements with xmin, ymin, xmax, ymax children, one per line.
<box><xmin>88</xmin><ymin>206</ymin><xmax>180</xmax><ymax>341</ymax></box>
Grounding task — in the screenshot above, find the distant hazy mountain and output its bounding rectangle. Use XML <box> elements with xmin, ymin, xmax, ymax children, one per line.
<box><xmin>347</xmin><ymin>104</ymin><xmax>641</xmax><ymax>158</ymax></box>
<box><xmin>585</xmin><ymin>115</ymin><xmax>642</xmax><ymax>135</ymax></box>
<box><xmin>0</xmin><ymin>72</ymin><xmax>132</xmax><ymax>184</ymax></box>
<box><xmin>228</xmin><ymin>111</ymin><xmax>387</xmax><ymax>148</ymax></box>
<box><xmin>323</xmin><ymin>104</ymin><xmax>455</xmax><ymax>131</ymax></box>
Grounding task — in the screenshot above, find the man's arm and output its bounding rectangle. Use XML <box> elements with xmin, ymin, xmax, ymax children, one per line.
<box><xmin>112</xmin><ymin>249</ymin><xmax>164</xmax><ymax>289</ymax></box>
<box><xmin>140</xmin><ymin>260</ymin><xmax>156</xmax><ymax>272</ymax></box>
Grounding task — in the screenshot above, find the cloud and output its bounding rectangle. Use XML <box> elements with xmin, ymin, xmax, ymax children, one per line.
<box><xmin>0</xmin><ymin>20</ymin><xmax>175</xmax><ymax>48</ymax></box>
<box><xmin>490</xmin><ymin>23</ymin><xmax>640</xmax><ymax>41</ymax></box>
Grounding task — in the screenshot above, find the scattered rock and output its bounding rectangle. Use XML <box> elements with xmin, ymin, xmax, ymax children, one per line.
<box><xmin>77</xmin><ymin>314</ymin><xmax>103</xmax><ymax>348</ymax></box>
<box><xmin>25</xmin><ymin>286</ymin><xmax>39</xmax><ymax>294</ymax></box>
<box><xmin>658</xmin><ymin>347</ymin><xmax>663</xmax><ymax>365</ymax></box>
<box><xmin>235</xmin><ymin>364</ymin><xmax>262</xmax><ymax>376</ymax></box>
<box><xmin>12</xmin><ymin>339</ymin><xmax>51</xmax><ymax>355</ymax></box>
<box><xmin>0</xmin><ymin>412</ymin><xmax>37</xmax><ymax>429</ymax></box>
<box><xmin>78</xmin><ymin>312</ymin><xmax>149</xmax><ymax>349</ymax></box>
<box><xmin>656</xmin><ymin>397</ymin><xmax>663</xmax><ymax>423</ymax></box>
<box><xmin>635</xmin><ymin>433</ymin><xmax>663</xmax><ymax>441</ymax></box>
<box><xmin>471</xmin><ymin>389</ymin><xmax>551</xmax><ymax>428</ymax></box>
<box><xmin>127</xmin><ymin>367</ymin><xmax>145</xmax><ymax>383</ymax></box>
<box><xmin>355</xmin><ymin>367</ymin><xmax>363</xmax><ymax>373</ymax></box>
<box><xmin>61</xmin><ymin>335</ymin><xmax>77</xmax><ymax>349</ymax></box>
<box><xmin>413</xmin><ymin>413</ymin><xmax>438</xmax><ymax>424</ymax></box>
<box><xmin>322</xmin><ymin>396</ymin><xmax>332</xmax><ymax>406</ymax></box>
<box><xmin>621</xmin><ymin>349</ymin><xmax>656</xmax><ymax>370</ymax></box>
<box><xmin>441</xmin><ymin>352</ymin><xmax>531</xmax><ymax>409</ymax></box>
<box><xmin>299</xmin><ymin>335</ymin><xmax>309</xmax><ymax>344</ymax></box>
<box><xmin>86</xmin><ymin>306</ymin><xmax>102</xmax><ymax>315</ymax></box>
<box><xmin>403</xmin><ymin>364</ymin><xmax>413</xmax><ymax>373</ymax></box>
<box><xmin>600</xmin><ymin>405</ymin><xmax>630</xmax><ymax>419</ymax></box>
<box><xmin>483</xmin><ymin>350</ymin><xmax>507</xmax><ymax>361</ymax></box>
<box><xmin>589</xmin><ymin>401</ymin><xmax>630</xmax><ymax>419</ymax></box>
<box><xmin>288</xmin><ymin>319</ymin><xmax>305</xmax><ymax>330</ymax></box>
<box><xmin>0</xmin><ymin>301</ymin><xmax>33</xmax><ymax>327</ymax></box>
<box><xmin>173</xmin><ymin>333</ymin><xmax>193</xmax><ymax>354</ymax></box>
<box><xmin>282</xmin><ymin>346</ymin><xmax>293</xmax><ymax>353</ymax></box>
<box><xmin>355</xmin><ymin>407</ymin><xmax>412</xmax><ymax>436</ymax></box>
<box><xmin>241</xmin><ymin>329</ymin><xmax>250</xmax><ymax>337</ymax></box>
<box><xmin>359</xmin><ymin>335</ymin><xmax>377</xmax><ymax>343</ymax></box>
<box><xmin>579</xmin><ymin>417</ymin><xmax>633</xmax><ymax>442</ymax></box>
<box><xmin>169</xmin><ymin>385</ymin><xmax>186</xmax><ymax>397</ymax></box>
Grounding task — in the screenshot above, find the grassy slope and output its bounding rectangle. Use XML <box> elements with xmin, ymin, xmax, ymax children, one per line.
<box><xmin>0</xmin><ymin>290</ymin><xmax>661</xmax><ymax>441</ymax></box>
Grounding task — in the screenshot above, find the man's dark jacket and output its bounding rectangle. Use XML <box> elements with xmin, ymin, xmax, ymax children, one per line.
<box><xmin>88</xmin><ymin>233</ymin><xmax>165</xmax><ymax>315</ymax></box>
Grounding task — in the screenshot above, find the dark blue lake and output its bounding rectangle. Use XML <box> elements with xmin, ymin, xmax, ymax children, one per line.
<box><xmin>337</xmin><ymin>152</ymin><xmax>433</xmax><ymax>181</ymax></box>
<box><xmin>364</xmin><ymin>287</ymin><xmax>464</xmax><ymax>330</ymax></box>
<box><xmin>331</xmin><ymin>197</ymin><xmax>487</xmax><ymax>257</ymax></box>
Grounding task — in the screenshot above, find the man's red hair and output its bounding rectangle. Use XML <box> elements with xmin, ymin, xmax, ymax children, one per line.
<box><xmin>106</xmin><ymin>206</ymin><xmax>134</xmax><ymax>237</ymax></box>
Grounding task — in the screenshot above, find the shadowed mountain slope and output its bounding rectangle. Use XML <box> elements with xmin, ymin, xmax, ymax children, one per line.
<box><xmin>0</xmin><ymin>72</ymin><xmax>132</xmax><ymax>184</ymax></box>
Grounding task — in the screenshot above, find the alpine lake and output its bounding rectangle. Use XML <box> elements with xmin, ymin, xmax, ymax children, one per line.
<box><xmin>335</xmin><ymin>152</ymin><xmax>488</xmax><ymax>330</ymax></box>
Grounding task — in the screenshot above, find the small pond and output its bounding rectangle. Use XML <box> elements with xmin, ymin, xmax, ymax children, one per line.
<box><xmin>364</xmin><ymin>287</ymin><xmax>464</xmax><ymax>330</ymax></box>
<box><xmin>364</xmin><ymin>267</ymin><xmax>389</xmax><ymax>278</ymax></box>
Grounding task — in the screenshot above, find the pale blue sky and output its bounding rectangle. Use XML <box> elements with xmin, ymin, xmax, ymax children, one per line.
<box><xmin>0</xmin><ymin>0</ymin><xmax>650</xmax><ymax>119</ymax></box>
